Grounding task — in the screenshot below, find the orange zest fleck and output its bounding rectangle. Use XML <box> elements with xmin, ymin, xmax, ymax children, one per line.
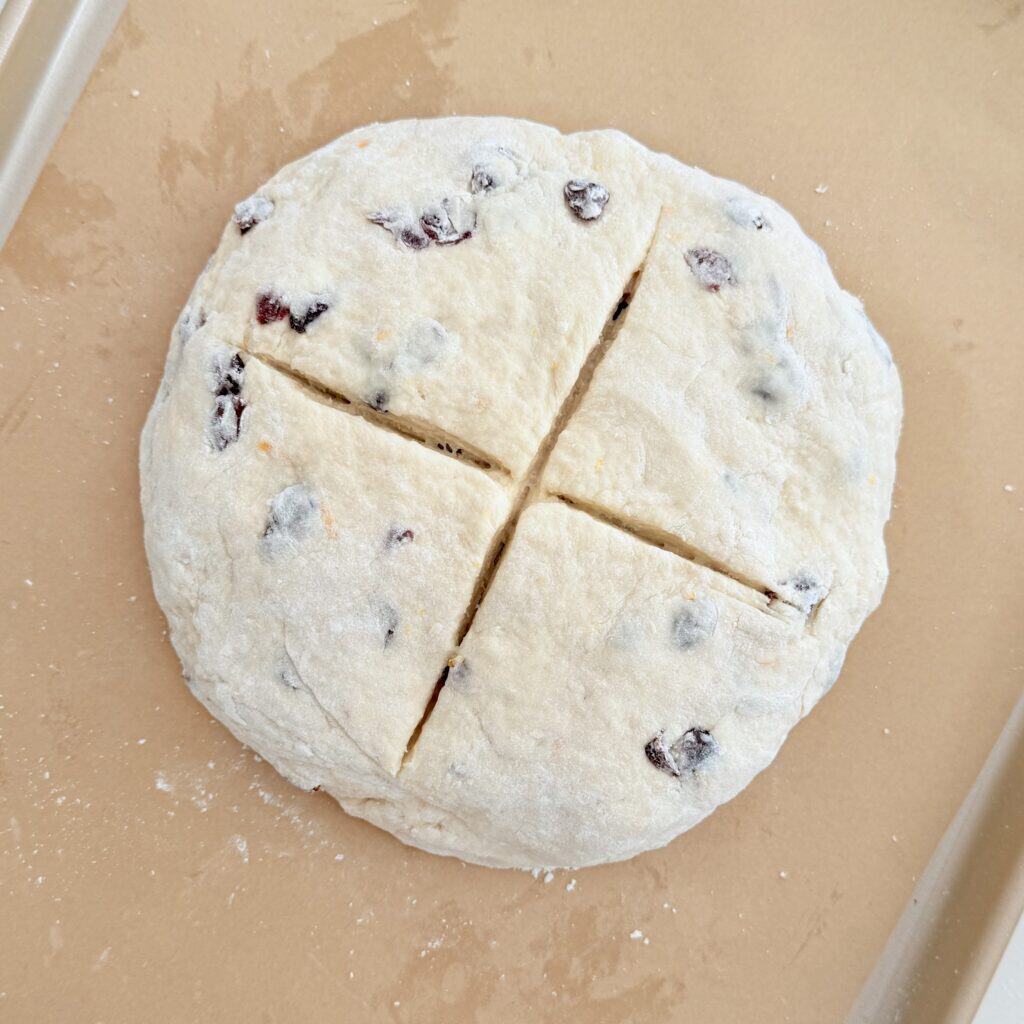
<box><xmin>320</xmin><ymin>505</ymin><xmax>338</xmax><ymax>540</ymax></box>
<box><xmin>357</xmin><ymin>139</ymin><xmax>371</xmax><ymax>149</ymax></box>
<box><xmin>257</xmin><ymin>440</ymin><xmax>273</xmax><ymax>454</ymax></box>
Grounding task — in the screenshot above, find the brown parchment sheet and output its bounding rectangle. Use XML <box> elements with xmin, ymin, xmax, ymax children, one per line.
<box><xmin>1</xmin><ymin>2</ymin><xmax>1022</xmax><ymax>1021</ymax></box>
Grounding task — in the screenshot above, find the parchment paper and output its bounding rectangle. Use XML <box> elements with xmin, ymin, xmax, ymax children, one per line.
<box><xmin>1</xmin><ymin>2</ymin><xmax>1022</xmax><ymax>1021</ymax></box>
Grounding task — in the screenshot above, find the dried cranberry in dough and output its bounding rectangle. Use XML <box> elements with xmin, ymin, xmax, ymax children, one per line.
<box><xmin>419</xmin><ymin>200</ymin><xmax>474</xmax><ymax>245</ymax></box>
<box><xmin>256</xmin><ymin>292</ymin><xmax>289</xmax><ymax>324</ymax></box>
<box><xmin>564</xmin><ymin>179</ymin><xmax>610</xmax><ymax>220</ymax></box>
<box><xmin>208</xmin><ymin>351</ymin><xmax>247</xmax><ymax>450</ymax></box>
<box><xmin>262</xmin><ymin>484</ymin><xmax>319</xmax><ymax>548</ymax></box>
<box><xmin>644</xmin><ymin>733</ymin><xmax>679</xmax><ymax>776</ymax></box>
<box><xmin>368</xmin><ymin>209</ymin><xmax>431</xmax><ymax>250</ymax></box>
<box><xmin>288</xmin><ymin>299</ymin><xmax>330</xmax><ymax>334</ymax></box>
<box><xmin>234</xmin><ymin>194</ymin><xmax>274</xmax><ymax>234</ymax></box>
<box><xmin>385</xmin><ymin>526</ymin><xmax>415</xmax><ymax>549</ymax></box>
<box><xmin>685</xmin><ymin>248</ymin><xmax>737</xmax><ymax>290</ymax></box>
<box><xmin>671</xmin><ymin>728</ymin><xmax>718</xmax><ymax>771</ymax></box>
<box><xmin>469</xmin><ymin>165</ymin><xmax>498</xmax><ymax>193</ymax></box>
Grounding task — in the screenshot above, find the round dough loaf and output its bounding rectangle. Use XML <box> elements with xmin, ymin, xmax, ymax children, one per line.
<box><xmin>140</xmin><ymin>117</ymin><xmax>901</xmax><ymax>868</ymax></box>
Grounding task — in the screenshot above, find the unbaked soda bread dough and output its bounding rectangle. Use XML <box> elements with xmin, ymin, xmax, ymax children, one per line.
<box><xmin>140</xmin><ymin>117</ymin><xmax>901</xmax><ymax>869</ymax></box>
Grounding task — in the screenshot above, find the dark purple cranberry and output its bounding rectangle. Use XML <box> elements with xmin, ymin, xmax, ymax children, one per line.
<box><xmin>671</xmin><ymin>728</ymin><xmax>717</xmax><ymax>770</ymax></box>
<box><xmin>385</xmin><ymin>527</ymin><xmax>415</xmax><ymax>549</ymax></box>
<box><xmin>179</xmin><ymin>307</ymin><xmax>207</xmax><ymax>345</ymax></box>
<box><xmin>783</xmin><ymin>573</ymin><xmax>828</xmax><ymax>613</ymax></box>
<box><xmin>369</xmin><ymin>210</ymin><xmax>430</xmax><ymax>250</ymax></box>
<box><xmin>256</xmin><ymin>292</ymin><xmax>289</xmax><ymax>324</ymax></box>
<box><xmin>420</xmin><ymin>200</ymin><xmax>474</xmax><ymax>245</ymax></box>
<box><xmin>671</xmin><ymin>600</ymin><xmax>718</xmax><ymax>651</ymax></box>
<box><xmin>370</xmin><ymin>201</ymin><xmax>473</xmax><ymax>248</ymax></box>
<box><xmin>379</xmin><ymin>602</ymin><xmax>399</xmax><ymax>649</ymax></box>
<box><xmin>400</xmin><ymin>226</ymin><xmax>430</xmax><ymax>250</ymax></box>
<box><xmin>288</xmin><ymin>300</ymin><xmax>329</xmax><ymax>334</ymax></box>
<box><xmin>262</xmin><ymin>484</ymin><xmax>319</xmax><ymax>546</ymax></box>
<box><xmin>234</xmin><ymin>194</ymin><xmax>274</xmax><ymax>234</ymax></box>
<box><xmin>750</xmin><ymin>379</ymin><xmax>778</xmax><ymax>404</ymax></box>
<box><xmin>685</xmin><ymin>248</ymin><xmax>737</xmax><ymax>291</ymax></box>
<box><xmin>209</xmin><ymin>352</ymin><xmax>247</xmax><ymax>450</ymax></box>
<box><xmin>369</xmin><ymin>390</ymin><xmax>389</xmax><ymax>412</ymax></box>
<box><xmin>644</xmin><ymin>734</ymin><xmax>678</xmax><ymax>776</ymax></box>
<box><xmin>214</xmin><ymin>352</ymin><xmax>245</xmax><ymax>396</ymax></box>
<box><xmin>564</xmin><ymin>179</ymin><xmax>609</xmax><ymax>221</ymax></box>
<box><xmin>470</xmin><ymin>165</ymin><xmax>498</xmax><ymax>193</ymax></box>
<box><xmin>211</xmin><ymin>395</ymin><xmax>246</xmax><ymax>450</ymax></box>
<box><xmin>645</xmin><ymin>727</ymin><xmax>718</xmax><ymax>776</ymax></box>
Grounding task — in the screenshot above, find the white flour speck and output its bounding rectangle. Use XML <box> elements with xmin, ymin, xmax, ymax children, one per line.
<box><xmin>565</xmin><ymin>878</ymin><xmax>576</xmax><ymax>892</ymax></box>
<box><xmin>154</xmin><ymin>773</ymin><xmax>173</xmax><ymax>793</ymax></box>
<box><xmin>254</xmin><ymin>787</ymin><xmax>279</xmax><ymax>806</ymax></box>
<box><xmin>130</xmin><ymin>89</ymin><xmax>140</xmax><ymax>98</ymax></box>
<box><xmin>629</xmin><ymin>929</ymin><xmax>644</xmax><ymax>940</ymax></box>
<box><xmin>543</xmin><ymin>870</ymin><xmax>554</xmax><ymax>884</ymax></box>
<box><xmin>815</xmin><ymin>183</ymin><xmax>828</xmax><ymax>194</ymax></box>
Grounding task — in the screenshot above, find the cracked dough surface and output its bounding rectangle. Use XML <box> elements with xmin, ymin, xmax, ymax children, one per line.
<box><xmin>140</xmin><ymin>116</ymin><xmax>901</xmax><ymax>869</ymax></box>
